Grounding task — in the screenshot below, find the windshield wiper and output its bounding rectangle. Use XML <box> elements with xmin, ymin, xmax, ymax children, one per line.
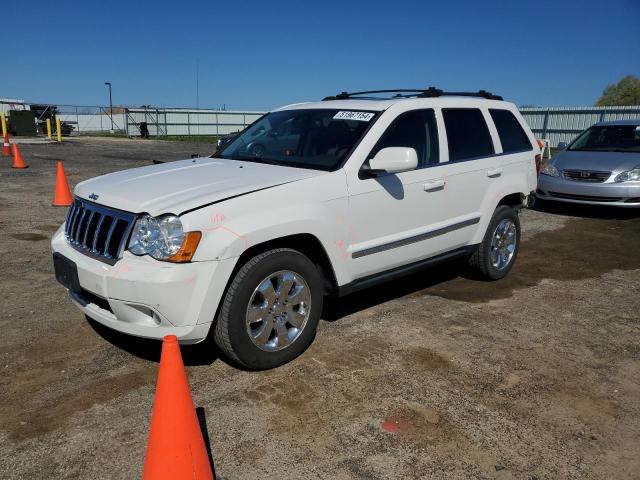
<box><xmin>234</xmin><ymin>155</ymin><xmax>284</xmax><ymax>166</ymax></box>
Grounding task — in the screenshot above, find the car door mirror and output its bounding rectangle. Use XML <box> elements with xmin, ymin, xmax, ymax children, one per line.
<box><xmin>365</xmin><ymin>147</ymin><xmax>418</xmax><ymax>176</ymax></box>
<box><xmin>557</xmin><ymin>142</ymin><xmax>568</xmax><ymax>150</ymax></box>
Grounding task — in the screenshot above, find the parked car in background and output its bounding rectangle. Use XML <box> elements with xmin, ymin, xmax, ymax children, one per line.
<box><xmin>241</xmin><ymin>115</ymin><xmax>308</xmax><ymax>157</ymax></box>
<box><xmin>52</xmin><ymin>88</ymin><xmax>538</xmax><ymax>369</ymax></box>
<box><xmin>216</xmin><ymin>132</ymin><xmax>238</xmax><ymax>150</ymax></box>
<box><xmin>37</xmin><ymin>119</ymin><xmax>76</xmax><ymax>136</ymax></box>
<box><xmin>537</xmin><ymin>120</ymin><xmax>640</xmax><ymax>207</ymax></box>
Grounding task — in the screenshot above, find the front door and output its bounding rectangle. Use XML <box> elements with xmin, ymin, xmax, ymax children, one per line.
<box><xmin>345</xmin><ymin>109</ymin><xmax>456</xmax><ymax>279</ymax></box>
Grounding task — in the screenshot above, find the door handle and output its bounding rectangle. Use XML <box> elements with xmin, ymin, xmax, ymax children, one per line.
<box><xmin>487</xmin><ymin>168</ymin><xmax>503</xmax><ymax>178</ymax></box>
<box><xmin>423</xmin><ymin>179</ymin><xmax>446</xmax><ymax>191</ymax></box>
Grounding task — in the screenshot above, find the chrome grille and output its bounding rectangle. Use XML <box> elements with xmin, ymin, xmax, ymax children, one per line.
<box><xmin>64</xmin><ymin>199</ymin><xmax>136</xmax><ymax>264</ymax></box>
<box><xmin>563</xmin><ymin>169</ymin><xmax>611</xmax><ymax>183</ymax></box>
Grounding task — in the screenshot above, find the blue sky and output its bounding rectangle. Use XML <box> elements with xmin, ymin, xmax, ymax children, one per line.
<box><xmin>3</xmin><ymin>0</ymin><xmax>639</xmax><ymax>110</ymax></box>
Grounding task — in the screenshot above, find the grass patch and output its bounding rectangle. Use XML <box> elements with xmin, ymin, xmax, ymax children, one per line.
<box><xmin>548</xmin><ymin>148</ymin><xmax>562</xmax><ymax>158</ymax></box>
<box><xmin>157</xmin><ymin>135</ymin><xmax>220</xmax><ymax>143</ymax></box>
<box><xmin>78</xmin><ymin>132</ymin><xmax>128</xmax><ymax>138</ymax></box>
<box><xmin>77</xmin><ymin>133</ymin><xmax>220</xmax><ymax>143</ymax></box>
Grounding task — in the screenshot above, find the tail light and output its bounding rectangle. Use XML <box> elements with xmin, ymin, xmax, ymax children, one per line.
<box><xmin>535</xmin><ymin>154</ymin><xmax>541</xmax><ymax>176</ymax></box>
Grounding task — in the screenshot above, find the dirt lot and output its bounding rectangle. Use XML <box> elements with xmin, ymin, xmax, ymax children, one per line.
<box><xmin>1</xmin><ymin>137</ymin><xmax>639</xmax><ymax>479</ymax></box>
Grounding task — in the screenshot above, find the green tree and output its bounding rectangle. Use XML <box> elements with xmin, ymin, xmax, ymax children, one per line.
<box><xmin>595</xmin><ymin>75</ymin><xmax>640</xmax><ymax>106</ymax></box>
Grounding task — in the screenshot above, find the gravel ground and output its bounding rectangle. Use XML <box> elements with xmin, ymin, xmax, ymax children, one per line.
<box><xmin>0</xmin><ymin>137</ymin><xmax>639</xmax><ymax>479</ymax></box>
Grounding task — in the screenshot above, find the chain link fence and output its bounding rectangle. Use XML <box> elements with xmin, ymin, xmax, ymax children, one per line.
<box><xmin>1</xmin><ymin>100</ymin><xmax>259</xmax><ymax>137</ymax></box>
<box><xmin>56</xmin><ymin>105</ymin><xmax>126</xmax><ymax>134</ymax></box>
<box><xmin>0</xmin><ymin>100</ymin><xmax>126</xmax><ymax>135</ymax></box>
<box><xmin>124</xmin><ymin>108</ymin><xmax>264</xmax><ymax>137</ymax></box>
<box><xmin>2</xmin><ymin>100</ymin><xmax>639</xmax><ymax>145</ymax></box>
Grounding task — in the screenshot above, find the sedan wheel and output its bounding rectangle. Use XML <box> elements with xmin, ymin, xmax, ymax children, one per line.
<box><xmin>248</xmin><ymin>143</ymin><xmax>265</xmax><ymax>157</ymax></box>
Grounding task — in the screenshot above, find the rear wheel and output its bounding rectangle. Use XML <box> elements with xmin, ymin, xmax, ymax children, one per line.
<box><xmin>469</xmin><ymin>205</ymin><xmax>520</xmax><ymax>280</ymax></box>
<box><xmin>214</xmin><ymin>248</ymin><xmax>323</xmax><ymax>369</ymax></box>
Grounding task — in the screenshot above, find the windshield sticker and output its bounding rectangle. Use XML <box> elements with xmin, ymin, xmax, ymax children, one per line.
<box><xmin>333</xmin><ymin>111</ymin><xmax>375</xmax><ymax>122</ymax></box>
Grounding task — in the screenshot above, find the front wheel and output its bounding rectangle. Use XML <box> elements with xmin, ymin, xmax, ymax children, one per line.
<box><xmin>214</xmin><ymin>248</ymin><xmax>323</xmax><ymax>369</ymax></box>
<box><xmin>469</xmin><ymin>205</ymin><xmax>520</xmax><ymax>280</ymax></box>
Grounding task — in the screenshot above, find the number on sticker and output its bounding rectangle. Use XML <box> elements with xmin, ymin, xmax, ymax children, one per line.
<box><xmin>333</xmin><ymin>111</ymin><xmax>375</xmax><ymax>122</ymax></box>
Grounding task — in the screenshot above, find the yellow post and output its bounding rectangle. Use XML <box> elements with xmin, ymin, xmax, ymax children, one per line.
<box><xmin>0</xmin><ymin>112</ymin><xmax>7</xmax><ymax>137</ymax></box>
<box><xmin>56</xmin><ymin>117</ymin><xmax>62</xmax><ymax>142</ymax></box>
<box><xmin>46</xmin><ymin>118</ymin><xmax>52</xmax><ymax>140</ymax></box>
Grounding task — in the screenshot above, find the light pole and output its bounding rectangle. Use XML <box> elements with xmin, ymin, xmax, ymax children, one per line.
<box><xmin>104</xmin><ymin>82</ymin><xmax>114</xmax><ymax>133</ymax></box>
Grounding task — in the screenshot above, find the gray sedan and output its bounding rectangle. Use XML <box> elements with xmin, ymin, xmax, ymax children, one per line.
<box><xmin>537</xmin><ymin>120</ymin><xmax>640</xmax><ymax>207</ymax></box>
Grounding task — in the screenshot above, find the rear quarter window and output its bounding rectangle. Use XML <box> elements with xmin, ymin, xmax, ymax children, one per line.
<box><xmin>442</xmin><ymin>109</ymin><xmax>494</xmax><ymax>161</ymax></box>
<box><xmin>489</xmin><ymin>109</ymin><xmax>533</xmax><ymax>153</ymax></box>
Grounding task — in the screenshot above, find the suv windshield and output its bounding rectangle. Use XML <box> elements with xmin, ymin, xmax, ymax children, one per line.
<box><xmin>215</xmin><ymin>109</ymin><xmax>377</xmax><ymax>171</ymax></box>
<box><xmin>569</xmin><ymin>125</ymin><xmax>640</xmax><ymax>153</ymax></box>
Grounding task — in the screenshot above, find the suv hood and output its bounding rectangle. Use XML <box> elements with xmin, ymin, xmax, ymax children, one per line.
<box><xmin>74</xmin><ymin>157</ymin><xmax>324</xmax><ymax>216</ymax></box>
<box><xmin>553</xmin><ymin>150</ymin><xmax>640</xmax><ymax>173</ymax></box>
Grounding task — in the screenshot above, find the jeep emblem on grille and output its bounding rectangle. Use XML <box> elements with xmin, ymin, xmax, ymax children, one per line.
<box><xmin>88</xmin><ymin>193</ymin><xmax>99</xmax><ymax>200</ymax></box>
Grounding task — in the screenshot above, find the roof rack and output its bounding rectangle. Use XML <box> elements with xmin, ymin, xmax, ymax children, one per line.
<box><xmin>322</xmin><ymin>87</ymin><xmax>503</xmax><ymax>101</ymax></box>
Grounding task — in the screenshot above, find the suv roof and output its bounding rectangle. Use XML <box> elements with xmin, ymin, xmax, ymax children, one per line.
<box><xmin>322</xmin><ymin>88</ymin><xmax>503</xmax><ymax>101</ymax></box>
<box><xmin>276</xmin><ymin>88</ymin><xmax>509</xmax><ymax>112</ymax></box>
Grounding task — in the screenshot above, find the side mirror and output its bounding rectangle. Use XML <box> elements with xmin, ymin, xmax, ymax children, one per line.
<box><xmin>366</xmin><ymin>147</ymin><xmax>418</xmax><ymax>176</ymax></box>
<box><xmin>557</xmin><ymin>142</ymin><xmax>568</xmax><ymax>150</ymax></box>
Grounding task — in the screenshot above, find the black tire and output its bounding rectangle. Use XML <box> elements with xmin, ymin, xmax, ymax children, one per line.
<box><xmin>468</xmin><ymin>205</ymin><xmax>521</xmax><ymax>280</ymax></box>
<box><xmin>214</xmin><ymin>248</ymin><xmax>323</xmax><ymax>370</ymax></box>
<box><xmin>247</xmin><ymin>143</ymin><xmax>265</xmax><ymax>157</ymax></box>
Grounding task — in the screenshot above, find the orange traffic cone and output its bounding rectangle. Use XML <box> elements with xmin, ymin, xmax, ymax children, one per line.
<box><xmin>12</xmin><ymin>143</ymin><xmax>27</xmax><ymax>168</ymax></box>
<box><xmin>2</xmin><ymin>133</ymin><xmax>11</xmax><ymax>157</ymax></box>
<box><xmin>142</xmin><ymin>335</ymin><xmax>214</xmax><ymax>480</ymax></box>
<box><xmin>53</xmin><ymin>161</ymin><xmax>73</xmax><ymax>206</ymax></box>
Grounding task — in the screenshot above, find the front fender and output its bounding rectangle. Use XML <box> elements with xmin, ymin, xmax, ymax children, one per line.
<box><xmin>180</xmin><ymin>172</ymin><xmax>351</xmax><ymax>285</ymax></box>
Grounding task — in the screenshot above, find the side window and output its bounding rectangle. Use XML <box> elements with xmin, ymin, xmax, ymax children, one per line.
<box><xmin>369</xmin><ymin>110</ymin><xmax>439</xmax><ymax>167</ymax></box>
<box><xmin>442</xmin><ymin>109</ymin><xmax>494</xmax><ymax>161</ymax></box>
<box><xmin>489</xmin><ymin>109</ymin><xmax>533</xmax><ymax>153</ymax></box>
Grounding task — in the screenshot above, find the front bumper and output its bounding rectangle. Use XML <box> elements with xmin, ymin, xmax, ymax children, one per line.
<box><xmin>51</xmin><ymin>226</ymin><xmax>237</xmax><ymax>343</ymax></box>
<box><xmin>537</xmin><ymin>174</ymin><xmax>640</xmax><ymax>207</ymax></box>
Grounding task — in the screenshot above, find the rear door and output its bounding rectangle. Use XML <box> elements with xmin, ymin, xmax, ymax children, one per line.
<box><xmin>488</xmin><ymin>108</ymin><xmax>537</xmax><ymax>191</ymax></box>
<box><xmin>436</xmin><ymin>107</ymin><xmax>501</xmax><ymax>242</ymax></box>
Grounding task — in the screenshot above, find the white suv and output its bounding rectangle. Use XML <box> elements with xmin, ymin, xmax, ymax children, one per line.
<box><xmin>52</xmin><ymin>88</ymin><xmax>538</xmax><ymax>369</ymax></box>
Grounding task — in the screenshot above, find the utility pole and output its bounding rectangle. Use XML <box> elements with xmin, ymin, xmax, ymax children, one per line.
<box><xmin>196</xmin><ymin>59</ymin><xmax>200</xmax><ymax>110</ymax></box>
<box><xmin>196</xmin><ymin>60</ymin><xmax>200</xmax><ymax>135</ymax></box>
<box><xmin>105</xmin><ymin>81</ymin><xmax>114</xmax><ymax>133</ymax></box>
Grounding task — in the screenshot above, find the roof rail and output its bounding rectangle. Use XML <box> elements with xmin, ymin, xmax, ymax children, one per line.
<box><xmin>322</xmin><ymin>87</ymin><xmax>503</xmax><ymax>101</ymax></box>
<box><xmin>418</xmin><ymin>88</ymin><xmax>503</xmax><ymax>100</ymax></box>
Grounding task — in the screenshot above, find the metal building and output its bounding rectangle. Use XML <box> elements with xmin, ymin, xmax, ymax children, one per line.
<box><xmin>519</xmin><ymin>106</ymin><xmax>640</xmax><ymax>147</ymax></box>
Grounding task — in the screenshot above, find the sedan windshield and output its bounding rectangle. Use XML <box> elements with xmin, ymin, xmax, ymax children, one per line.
<box><xmin>569</xmin><ymin>125</ymin><xmax>640</xmax><ymax>153</ymax></box>
<box><xmin>215</xmin><ymin>109</ymin><xmax>378</xmax><ymax>171</ymax></box>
